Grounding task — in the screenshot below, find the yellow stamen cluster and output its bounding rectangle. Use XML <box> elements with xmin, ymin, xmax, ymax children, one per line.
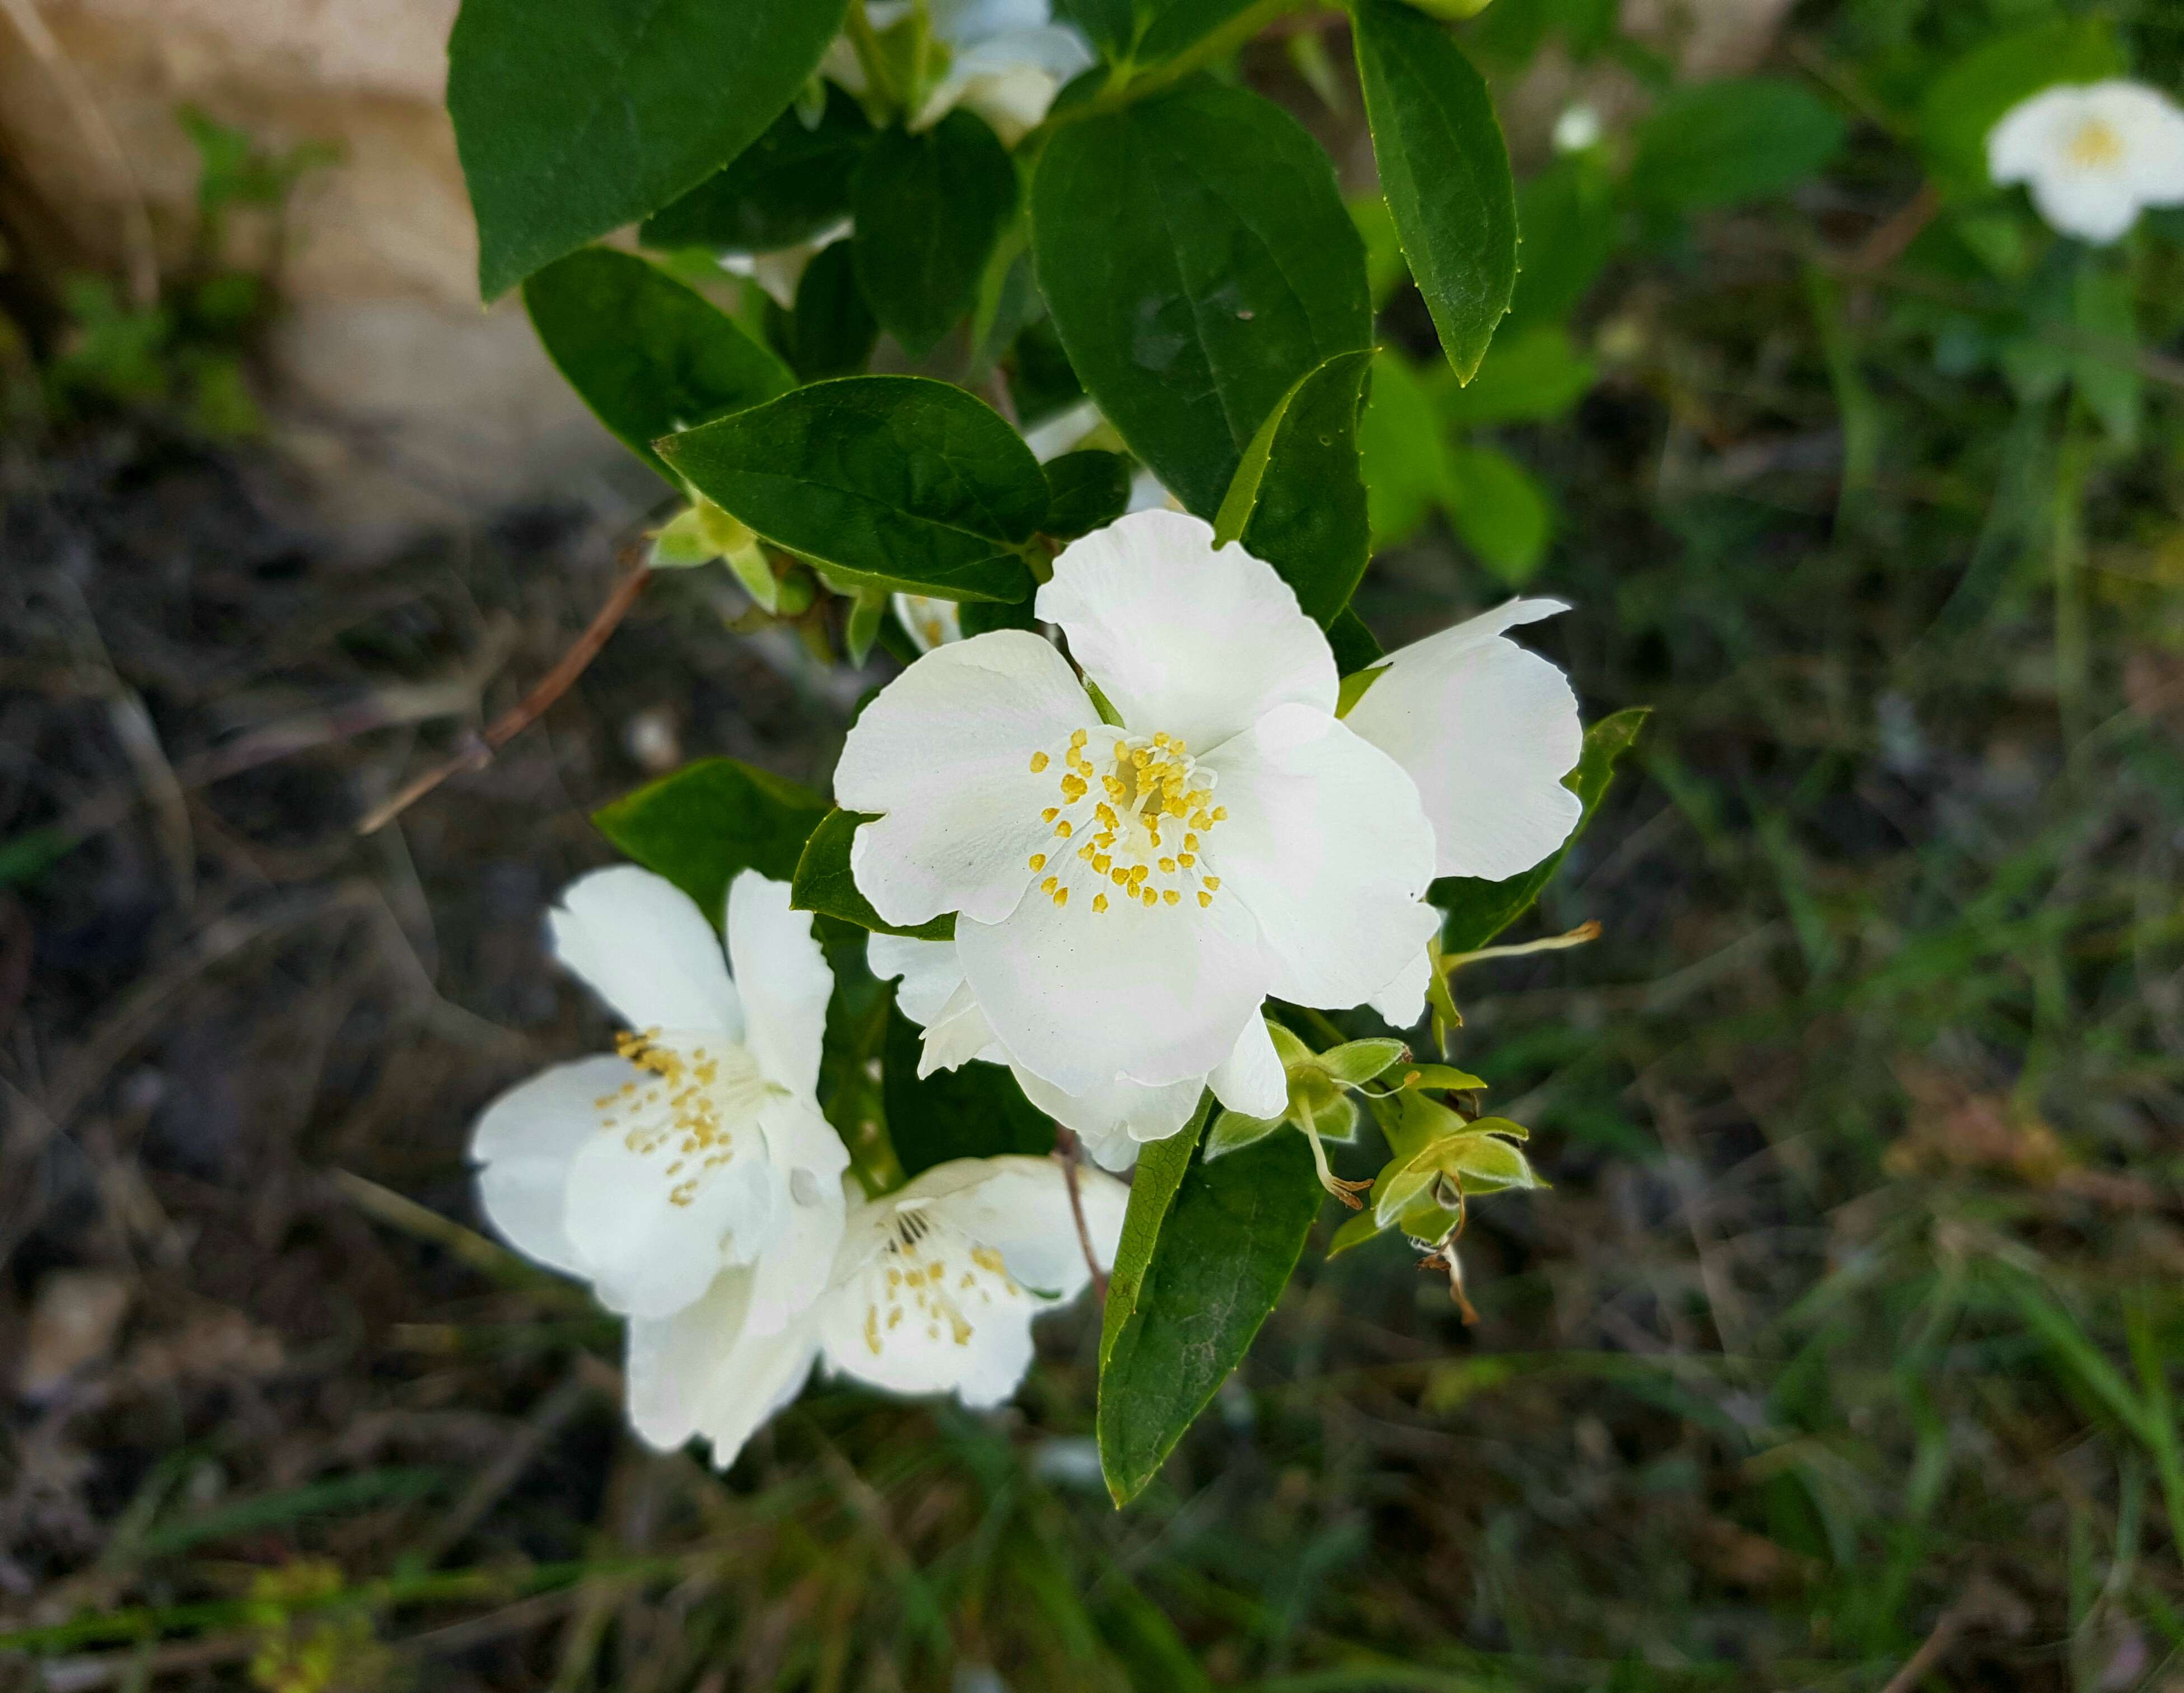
<box><xmin>2068</xmin><ymin>117</ymin><xmax>2124</xmax><ymax>167</ymax></box>
<box><xmin>599</xmin><ymin>1028</ymin><xmax>739</xmax><ymax>1207</ymax></box>
<box><xmin>861</xmin><ymin>1209</ymin><xmax>1018</xmax><ymax>1355</ymax></box>
<box><xmin>1024</xmin><ymin>726</ymin><xmax>1228</xmax><ymax>915</ymax></box>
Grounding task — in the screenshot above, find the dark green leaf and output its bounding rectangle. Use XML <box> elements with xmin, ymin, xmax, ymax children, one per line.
<box><xmin>792</xmin><ymin>809</ymin><xmax>956</xmax><ymax>942</ymax></box>
<box><xmin>1350</xmin><ymin>194</ymin><xmax>1409</xmax><ymax>310</ymax></box>
<box><xmin>1351</xmin><ymin>0</ymin><xmax>1518</xmax><ymax>381</ymax></box>
<box><xmin>592</xmin><ymin>757</ymin><xmax>829</xmax><ymax>926</ymax></box>
<box><xmin>1212</xmin><ymin>349</ymin><xmax>1372</xmax><ymax>626</ymax></box>
<box><xmin>1328</xmin><ymin>607</ymin><xmax>1384</xmax><ymax>674</ymax></box>
<box><xmin>1098</xmin><ymin>1100</ymin><xmax>1209</xmax><ymax>1373</ymax></box>
<box><xmin>522</xmin><ymin>249</ymin><xmax>793</xmax><ymax>483</ymax></box>
<box><xmin>1505</xmin><ymin>153</ymin><xmax>1619</xmax><ymax>334</ymax></box>
<box><xmin>1008</xmin><ymin>315</ymin><xmax>1088</xmax><ymax>428</ymax></box>
<box><xmin>1044</xmin><ymin>450</ymin><xmax>1133</xmax><ymax>539</ymax></box>
<box><xmin>1434</xmin><ymin>706</ymin><xmax>1648</xmax><ymax>952</ymax></box>
<box><xmin>1031</xmin><ymin>81</ymin><xmax>1370</xmax><ymax>516</ymax></box>
<box><xmin>640</xmin><ymin>83</ymin><xmax>872</xmax><ymax>254</ymax></box>
<box><xmin>1054</xmin><ymin>0</ymin><xmax>1139</xmax><ymax>59</ymax></box>
<box><xmin>449</xmin><ymin>0</ymin><xmax>850</xmax><ymax>298</ymax></box>
<box><xmin>1437</xmin><ymin>322</ymin><xmax>1596</xmax><ymax>427</ymax></box>
<box><xmin>1630</xmin><ymin>78</ymin><xmax>1846</xmax><ymax>216</ymax></box>
<box><xmin>780</xmin><ymin>240</ymin><xmax>880</xmax><ymax>381</ymax></box>
<box><xmin>852</xmin><ymin>111</ymin><xmax>1019</xmax><ymax>357</ymax></box>
<box><xmin>883</xmin><ymin>1007</ymin><xmax>1053</xmax><ymax>1176</ymax></box>
<box><xmin>1444</xmin><ymin>443</ymin><xmax>1553</xmax><ymax>586</ymax></box>
<box><xmin>1098</xmin><ymin>1124</ymin><xmax>1322</xmax><ymax>1504</ymax></box>
<box><xmin>658</xmin><ymin>376</ymin><xmax>1047</xmax><ymax>602</ymax></box>
<box><xmin>1136</xmin><ymin>0</ymin><xmax>1259</xmax><ymax>62</ymax></box>
<box><xmin>1920</xmin><ymin>20</ymin><xmax>2121</xmax><ymax>201</ymax></box>
<box><xmin>1359</xmin><ymin>349</ymin><xmax>1448</xmax><ymax>552</ymax></box>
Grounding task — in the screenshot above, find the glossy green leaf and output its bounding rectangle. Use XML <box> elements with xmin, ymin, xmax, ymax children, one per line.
<box><xmin>1203</xmin><ymin>1109</ymin><xmax>1285</xmax><ymax>1160</ymax></box>
<box><xmin>791</xmin><ymin>808</ymin><xmax>956</xmax><ymax>942</ymax></box>
<box><xmin>1359</xmin><ymin>350</ymin><xmax>1449</xmax><ymax>551</ymax></box>
<box><xmin>1044</xmin><ymin>450</ymin><xmax>1133</xmax><ymax>540</ymax></box>
<box><xmin>522</xmin><ymin>249</ymin><xmax>793</xmax><ymax>484</ymax></box>
<box><xmin>1437</xmin><ymin>323</ymin><xmax>1597</xmax><ymax>427</ymax></box>
<box><xmin>1434</xmin><ymin>705</ymin><xmax>1648</xmax><ymax>952</ymax></box>
<box><xmin>449</xmin><ymin>0</ymin><xmax>850</xmax><ymax>298</ymax></box>
<box><xmin>1394</xmin><ymin>1061</ymin><xmax>1487</xmax><ymax>1094</ymax></box>
<box><xmin>1351</xmin><ymin>0</ymin><xmax>1518</xmax><ymax>381</ymax></box>
<box><xmin>640</xmin><ymin>83</ymin><xmax>872</xmax><ymax>254</ymax></box>
<box><xmin>1031</xmin><ymin>81</ymin><xmax>1371</xmax><ymax>516</ymax></box>
<box><xmin>1505</xmin><ymin>153</ymin><xmax>1619</xmax><ymax>335</ymax></box>
<box><xmin>1053</xmin><ymin>0</ymin><xmax>1138</xmax><ymax>59</ymax></box>
<box><xmin>1135</xmin><ymin>0</ymin><xmax>1259</xmax><ymax>63</ymax></box>
<box><xmin>1630</xmin><ymin>78</ymin><xmax>1846</xmax><ymax>216</ymax></box>
<box><xmin>883</xmin><ymin>1008</ymin><xmax>1053</xmax><ymax>1177</ymax></box>
<box><xmin>1350</xmin><ymin>193</ymin><xmax>1409</xmax><ymax>310</ymax></box>
<box><xmin>1444</xmin><ymin>443</ymin><xmax>1553</xmax><ymax>586</ymax></box>
<box><xmin>853</xmin><ymin>111</ymin><xmax>1019</xmax><ymax>357</ymax></box>
<box><xmin>1212</xmin><ymin>350</ymin><xmax>1373</xmax><ymax>627</ymax></box>
<box><xmin>1328</xmin><ymin>607</ymin><xmax>1384</xmax><ymax>675</ymax></box>
<box><xmin>592</xmin><ymin>758</ymin><xmax>830</xmax><ymax>927</ymax></box>
<box><xmin>1919</xmin><ymin>20</ymin><xmax>2122</xmax><ymax>201</ymax></box>
<box><xmin>659</xmin><ymin>376</ymin><xmax>1047</xmax><ymax>603</ymax></box>
<box><xmin>1098</xmin><ymin>1123</ymin><xmax>1322</xmax><ymax>1504</ymax></box>
<box><xmin>779</xmin><ymin>240</ymin><xmax>879</xmax><ymax>381</ymax></box>
<box><xmin>1314</xmin><ymin>1037</ymin><xmax>1406</xmax><ymax>1087</ymax></box>
<box><xmin>1099</xmin><ymin>1100</ymin><xmax>1210</xmax><ymax>1373</ymax></box>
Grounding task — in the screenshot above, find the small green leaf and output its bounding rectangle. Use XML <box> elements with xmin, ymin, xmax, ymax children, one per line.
<box><xmin>1373</xmin><ymin>1118</ymin><xmax>1534</xmax><ymax>1226</ymax></box>
<box><xmin>1212</xmin><ymin>349</ymin><xmax>1373</xmax><ymax>626</ymax></box>
<box><xmin>640</xmin><ymin>83</ymin><xmax>872</xmax><ymax>254</ymax></box>
<box><xmin>1437</xmin><ymin>323</ymin><xmax>1597</xmax><ymax>428</ymax></box>
<box><xmin>1334</xmin><ymin>661</ymin><xmax>1387</xmax><ymax>718</ymax></box>
<box><xmin>1505</xmin><ymin>152</ymin><xmax>1619</xmax><ymax>335</ymax></box>
<box><xmin>1360</xmin><ymin>349</ymin><xmax>1450</xmax><ymax>551</ymax></box>
<box><xmin>1393</xmin><ymin>1061</ymin><xmax>1488</xmax><ymax>1094</ymax></box>
<box><xmin>1434</xmin><ymin>706</ymin><xmax>1648</xmax><ymax>953</ymax></box>
<box><xmin>845</xmin><ymin>587</ymin><xmax>889</xmax><ymax>668</ymax></box>
<box><xmin>1919</xmin><ymin>20</ymin><xmax>2122</xmax><ymax>202</ymax></box>
<box><xmin>1328</xmin><ymin>608</ymin><xmax>1384</xmax><ymax>675</ymax></box>
<box><xmin>853</xmin><ymin>111</ymin><xmax>1019</xmax><ymax>357</ymax></box>
<box><xmin>449</xmin><ymin>0</ymin><xmax>850</xmax><ymax>297</ymax></box>
<box><xmin>778</xmin><ymin>240</ymin><xmax>880</xmax><ymax>382</ymax></box>
<box><xmin>592</xmin><ymin>758</ymin><xmax>830</xmax><ymax>926</ymax></box>
<box><xmin>1326</xmin><ymin>1206</ymin><xmax>1385</xmax><ymax>1256</ymax></box>
<box><xmin>1098</xmin><ymin>1125</ymin><xmax>1322</xmax><ymax>1504</ymax></box>
<box><xmin>792</xmin><ymin>809</ymin><xmax>956</xmax><ymax>942</ymax></box>
<box><xmin>522</xmin><ymin>248</ymin><xmax>793</xmax><ymax>483</ymax></box>
<box><xmin>1031</xmin><ymin>81</ymin><xmax>1371</xmax><ymax>517</ymax></box>
<box><xmin>1444</xmin><ymin>443</ymin><xmax>1553</xmax><ymax>586</ymax></box>
<box><xmin>1099</xmin><ymin>1100</ymin><xmax>1211</xmax><ymax>1373</ymax></box>
<box><xmin>1313</xmin><ymin>1037</ymin><xmax>1407</xmax><ymax>1087</ymax></box>
<box><xmin>1203</xmin><ymin>1109</ymin><xmax>1286</xmax><ymax>1160</ymax></box>
<box><xmin>1630</xmin><ymin>78</ymin><xmax>1846</xmax><ymax>216</ymax></box>
<box><xmin>659</xmin><ymin>376</ymin><xmax>1047</xmax><ymax>603</ymax></box>
<box><xmin>1350</xmin><ymin>0</ymin><xmax>1517</xmax><ymax>381</ymax></box>
<box><xmin>883</xmin><ymin>1008</ymin><xmax>1053</xmax><ymax>1177</ymax></box>
<box><xmin>1043</xmin><ymin>450</ymin><xmax>1133</xmax><ymax>540</ymax></box>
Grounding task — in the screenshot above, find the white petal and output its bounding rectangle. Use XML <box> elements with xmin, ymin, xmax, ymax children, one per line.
<box><xmin>1209</xmin><ymin>1015</ymin><xmax>1286</xmax><ymax>1119</ymax></box>
<box><xmin>724</xmin><ymin>871</ymin><xmax>833</xmax><ymax>1101</ymax></box>
<box><xmin>2029</xmin><ymin>169</ymin><xmax>2141</xmax><ymax>243</ymax></box>
<box><xmin>548</xmin><ymin>866</ymin><xmax>742</xmax><ymax>1039</ymax></box>
<box><xmin>866</xmin><ymin>933</ymin><xmax>965</xmax><ymax>1026</ymax></box>
<box><xmin>1358</xmin><ymin>596</ymin><xmax>1568</xmax><ymax>686</ymax></box>
<box><xmin>1343</xmin><ymin>633</ymin><xmax>1584</xmax><ymax>882</ymax></box>
<box><xmin>1037</xmin><ymin>511</ymin><xmax>1337</xmax><ymax>751</ymax></box>
<box><xmin>955</xmin><ymin>852</ymin><xmax>1268</xmax><ymax>1093</ymax></box>
<box><xmin>918</xmin><ymin>981</ymin><xmax>1002</xmax><ymax>1074</ymax></box>
<box><xmin>835</xmin><ymin>632</ymin><xmax>1097</xmax><ymax>928</ymax></box>
<box><xmin>1198</xmin><ymin>704</ymin><xmax>1439</xmax><ymax>1008</ymax></box>
<box><xmin>471</xmin><ymin>1055</ymin><xmax>634</xmax><ymax>1278</ymax></box>
<box><xmin>743</xmin><ymin>1096</ymin><xmax>851</xmax><ymax>1334</ymax></box>
<box><xmin>918</xmin><ymin>1153</ymin><xmax>1127</xmax><ymax>1294</ymax></box>
<box><xmin>1987</xmin><ymin>84</ymin><xmax>2077</xmax><ymax>186</ymax></box>
<box><xmin>2108</xmin><ymin>82</ymin><xmax>2184</xmax><ymax>203</ymax></box>
<box><xmin>1367</xmin><ymin>938</ymin><xmax>1434</xmax><ymax>1029</ymax></box>
<box><xmin>892</xmin><ymin>593</ymin><xmax>963</xmax><ymax>654</ymax></box>
<box><xmin>626</xmin><ymin>1268</ymin><xmax>818</xmax><ymax>1465</ymax></box>
<box><xmin>1010</xmin><ymin>1061</ymin><xmax>1203</xmax><ymax>1145</ymax></box>
<box><xmin>1082</xmin><ymin>1128</ymin><xmax>1142</xmax><ymax>1172</ymax></box>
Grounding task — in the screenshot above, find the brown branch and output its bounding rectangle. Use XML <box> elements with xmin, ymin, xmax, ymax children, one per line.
<box><xmin>1052</xmin><ymin>1127</ymin><xmax>1109</xmax><ymax>1304</ymax></box>
<box><xmin>357</xmin><ymin>556</ymin><xmax>652</xmax><ymax>835</ymax></box>
<box><xmin>1849</xmin><ymin>182</ymin><xmax>1940</xmax><ymax>275</ymax></box>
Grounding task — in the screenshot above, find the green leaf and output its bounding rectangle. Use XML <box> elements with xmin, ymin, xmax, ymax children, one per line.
<box><xmin>1314</xmin><ymin>1037</ymin><xmax>1406</xmax><ymax>1086</ymax></box>
<box><xmin>1444</xmin><ymin>443</ymin><xmax>1553</xmax><ymax>586</ymax></box>
<box><xmin>658</xmin><ymin>376</ymin><xmax>1047</xmax><ymax>603</ymax></box>
<box><xmin>1394</xmin><ymin>1061</ymin><xmax>1487</xmax><ymax>1093</ymax></box>
<box><xmin>522</xmin><ymin>248</ymin><xmax>794</xmax><ymax>483</ymax></box>
<box><xmin>1136</xmin><ymin>0</ymin><xmax>1261</xmax><ymax>63</ymax></box>
<box><xmin>1099</xmin><ymin>1100</ymin><xmax>1210</xmax><ymax>1373</ymax></box>
<box><xmin>1505</xmin><ymin>152</ymin><xmax>1620</xmax><ymax>334</ymax></box>
<box><xmin>1031</xmin><ymin>81</ymin><xmax>1371</xmax><ymax>517</ymax></box>
<box><xmin>1212</xmin><ymin>349</ymin><xmax>1373</xmax><ymax>627</ymax></box>
<box><xmin>592</xmin><ymin>757</ymin><xmax>830</xmax><ymax>925</ymax></box>
<box><xmin>1434</xmin><ymin>705</ymin><xmax>1648</xmax><ymax>952</ymax></box>
<box><xmin>1328</xmin><ymin>607</ymin><xmax>1384</xmax><ymax>674</ymax></box>
<box><xmin>1098</xmin><ymin>1124</ymin><xmax>1322</xmax><ymax>1504</ymax></box>
<box><xmin>1437</xmin><ymin>322</ymin><xmax>1596</xmax><ymax>427</ymax></box>
<box><xmin>1350</xmin><ymin>0</ymin><xmax>1518</xmax><ymax>381</ymax></box>
<box><xmin>883</xmin><ymin>1008</ymin><xmax>1053</xmax><ymax>1177</ymax></box>
<box><xmin>2073</xmin><ymin>261</ymin><xmax>2141</xmax><ymax>448</ymax></box>
<box><xmin>1054</xmin><ymin>0</ymin><xmax>1138</xmax><ymax>59</ymax></box>
<box><xmin>1919</xmin><ymin>20</ymin><xmax>2122</xmax><ymax>202</ymax></box>
<box><xmin>791</xmin><ymin>810</ymin><xmax>956</xmax><ymax>942</ymax></box>
<box><xmin>1630</xmin><ymin>78</ymin><xmax>1846</xmax><ymax>217</ymax></box>
<box><xmin>449</xmin><ymin>0</ymin><xmax>850</xmax><ymax>298</ymax></box>
<box><xmin>1203</xmin><ymin>1109</ymin><xmax>1286</xmax><ymax>1160</ymax></box>
<box><xmin>1350</xmin><ymin>193</ymin><xmax>1409</xmax><ymax>310</ymax></box>
<box><xmin>639</xmin><ymin>83</ymin><xmax>872</xmax><ymax>254</ymax></box>
<box><xmin>780</xmin><ymin>240</ymin><xmax>880</xmax><ymax>381</ymax></box>
<box><xmin>852</xmin><ymin>111</ymin><xmax>1020</xmax><ymax>357</ymax></box>
<box><xmin>1359</xmin><ymin>350</ymin><xmax>1449</xmax><ymax>551</ymax></box>
<box><xmin>1043</xmin><ymin>450</ymin><xmax>1133</xmax><ymax>539</ymax></box>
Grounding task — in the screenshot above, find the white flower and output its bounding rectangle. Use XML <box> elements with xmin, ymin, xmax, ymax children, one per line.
<box><xmin>894</xmin><ymin>592</ymin><xmax>965</xmax><ymax>654</ymax></box>
<box><xmin>1987</xmin><ymin>79</ymin><xmax>2184</xmax><ymax>245</ymax></box>
<box><xmin>833</xmin><ymin>1</ymin><xmax>1095</xmax><ymax>146</ymax></box>
<box><xmin>626</xmin><ymin>1155</ymin><xmax>1125</xmax><ymax>1467</ymax></box>
<box><xmin>1552</xmin><ymin>102</ymin><xmax>1602</xmax><ymax>153</ymax></box>
<box><xmin>837</xmin><ymin>509</ymin><xmax>1441</xmax><ymax>1142</ymax></box>
<box><xmin>470</xmin><ymin>868</ymin><xmax>848</xmax><ymax>1327</ymax></box>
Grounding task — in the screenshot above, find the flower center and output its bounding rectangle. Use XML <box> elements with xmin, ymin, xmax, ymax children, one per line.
<box><xmin>594</xmin><ymin>1029</ymin><xmax>772</xmax><ymax>1207</ymax></box>
<box><xmin>2067</xmin><ymin>116</ymin><xmax>2124</xmax><ymax>168</ymax></box>
<box><xmin>1025</xmin><ymin>728</ymin><xmax>1228</xmax><ymax>916</ymax></box>
<box><xmin>860</xmin><ymin>1205</ymin><xmax>1018</xmax><ymax>1354</ymax></box>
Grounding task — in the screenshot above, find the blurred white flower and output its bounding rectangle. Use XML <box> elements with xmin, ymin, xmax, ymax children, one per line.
<box><xmin>838</xmin><ymin>510</ymin><xmax>1440</xmax><ymax>1141</ymax></box>
<box><xmin>470</xmin><ymin>868</ymin><xmax>847</xmax><ymax>1326</ymax></box>
<box><xmin>1552</xmin><ymin>102</ymin><xmax>1602</xmax><ymax>153</ymax></box>
<box><xmin>894</xmin><ymin>593</ymin><xmax>965</xmax><ymax>653</ymax></box>
<box><xmin>626</xmin><ymin>1155</ymin><xmax>1124</xmax><ymax>1467</ymax></box>
<box><xmin>1987</xmin><ymin>79</ymin><xmax>2184</xmax><ymax>245</ymax></box>
<box><xmin>835</xmin><ymin>0</ymin><xmax>1095</xmax><ymax>145</ymax></box>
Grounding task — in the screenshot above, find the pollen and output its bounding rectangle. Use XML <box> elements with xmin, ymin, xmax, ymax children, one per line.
<box><xmin>1164</xmin><ymin>889</ymin><xmax>1179</xmax><ymax>905</ymax></box>
<box><xmin>1026</xmin><ymin>724</ymin><xmax>1227</xmax><ymax>920</ymax></box>
<box><xmin>1055</xmin><ymin>819</ymin><xmax>1072</xmax><ymax>837</ymax></box>
<box><xmin>1028</xmin><ymin>854</ymin><xmax>1046</xmax><ymax>871</ymax></box>
<box><xmin>1159</xmin><ymin>857</ymin><xmax>1176</xmax><ymax>873</ymax></box>
<box><xmin>1202</xmin><ymin>875</ymin><xmax>1221</xmax><ymax>891</ymax></box>
<box><xmin>1029</xmin><ymin>751</ymin><xmax>1049</xmax><ymax>773</ymax></box>
<box><xmin>1042</xmin><ymin>807</ymin><xmax>1058</xmax><ymax>822</ymax></box>
<box><xmin>1041</xmin><ymin>876</ymin><xmax>1058</xmax><ymax>895</ymax></box>
<box><xmin>1053</xmin><ymin>886</ymin><xmax>1068</xmax><ymax>906</ymax></box>
<box><xmin>1093</xmin><ymin>892</ymin><xmax>1108</xmax><ymax>913</ymax></box>
<box><xmin>1198</xmin><ymin>891</ymin><xmax>1213</xmax><ymax>908</ymax></box>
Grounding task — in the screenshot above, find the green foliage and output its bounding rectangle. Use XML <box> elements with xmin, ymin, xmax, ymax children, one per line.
<box><xmin>1359</xmin><ymin>349</ymin><xmax>1450</xmax><ymax>551</ymax></box>
<box><xmin>591</xmin><ymin>758</ymin><xmax>830</xmax><ymax>926</ymax></box>
<box><xmin>1042</xmin><ymin>450</ymin><xmax>1133</xmax><ymax>539</ymax></box>
<box><xmin>1439</xmin><ymin>323</ymin><xmax>1598</xmax><ymax>427</ymax></box>
<box><xmin>522</xmin><ymin>249</ymin><xmax>794</xmax><ymax>482</ymax></box>
<box><xmin>1506</xmin><ymin>152</ymin><xmax>1620</xmax><ymax>334</ymax></box>
<box><xmin>1211</xmin><ymin>350</ymin><xmax>1374</xmax><ymax>625</ymax></box>
<box><xmin>777</xmin><ymin>241</ymin><xmax>880</xmax><ymax>382</ymax></box>
<box><xmin>448</xmin><ymin>0</ymin><xmax>848</xmax><ymax>297</ymax></box>
<box><xmin>1630</xmin><ymin>77</ymin><xmax>1848</xmax><ymax>215</ymax></box>
<box><xmin>1445</xmin><ymin>442</ymin><xmax>1555</xmax><ymax>585</ymax></box>
<box><xmin>851</xmin><ymin>112</ymin><xmax>1019</xmax><ymax>356</ymax></box>
<box><xmin>792</xmin><ymin>810</ymin><xmax>955</xmax><ymax>942</ymax></box>
<box><xmin>659</xmin><ymin>376</ymin><xmax>1047</xmax><ymax>603</ymax></box>
<box><xmin>640</xmin><ymin>84</ymin><xmax>873</xmax><ymax>254</ymax></box>
<box><xmin>1350</xmin><ymin>0</ymin><xmax>1519</xmax><ymax>380</ymax></box>
<box><xmin>1030</xmin><ymin>81</ymin><xmax>1371</xmax><ymax>516</ymax></box>
<box><xmin>881</xmin><ymin>1009</ymin><xmax>1054</xmax><ymax>1176</ymax></box>
<box><xmin>1919</xmin><ymin>18</ymin><xmax>2122</xmax><ymax>200</ymax></box>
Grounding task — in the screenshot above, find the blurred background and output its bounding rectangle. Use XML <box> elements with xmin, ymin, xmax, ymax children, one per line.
<box><xmin>3</xmin><ymin>0</ymin><xmax>2182</xmax><ymax>1688</ymax></box>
